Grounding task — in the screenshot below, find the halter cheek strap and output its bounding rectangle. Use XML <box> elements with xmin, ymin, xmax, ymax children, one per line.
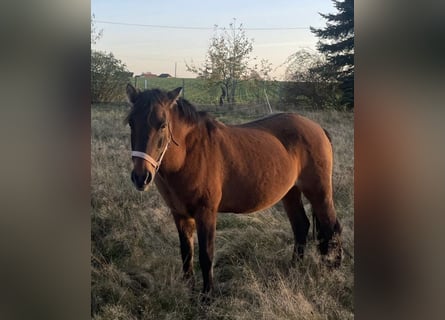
<box><xmin>131</xmin><ymin>124</ymin><xmax>177</xmax><ymax>174</ymax></box>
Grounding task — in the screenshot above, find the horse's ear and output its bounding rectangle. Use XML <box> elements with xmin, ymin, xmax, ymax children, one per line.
<box><xmin>168</xmin><ymin>87</ymin><xmax>183</xmax><ymax>104</ymax></box>
<box><xmin>126</xmin><ymin>83</ymin><xmax>139</xmax><ymax>104</ymax></box>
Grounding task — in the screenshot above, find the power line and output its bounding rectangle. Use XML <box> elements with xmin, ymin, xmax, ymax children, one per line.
<box><xmin>94</xmin><ymin>20</ymin><xmax>311</xmax><ymax>31</ymax></box>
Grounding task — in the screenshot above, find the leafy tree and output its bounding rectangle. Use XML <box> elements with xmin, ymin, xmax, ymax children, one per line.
<box><xmin>285</xmin><ymin>49</ymin><xmax>328</xmax><ymax>82</ymax></box>
<box><xmin>283</xmin><ymin>49</ymin><xmax>340</xmax><ymax>108</ymax></box>
<box><xmin>246</xmin><ymin>58</ymin><xmax>278</xmax><ymax>107</ymax></box>
<box><xmin>90</xmin><ymin>16</ymin><xmax>132</xmax><ymax>103</ymax></box>
<box><xmin>91</xmin><ymin>51</ymin><xmax>133</xmax><ymax>103</ymax></box>
<box><xmin>187</xmin><ymin>19</ymin><xmax>254</xmax><ymax>107</ymax></box>
<box><xmin>311</xmin><ymin>0</ymin><xmax>354</xmax><ymax>108</ymax></box>
<box><xmin>248</xmin><ymin>58</ymin><xmax>273</xmax><ymax>81</ymax></box>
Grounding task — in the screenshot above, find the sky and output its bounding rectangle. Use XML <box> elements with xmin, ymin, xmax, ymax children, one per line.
<box><xmin>91</xmin><ymin>0</ymin><xmax>335</xmax><ymax>79</ymax></box>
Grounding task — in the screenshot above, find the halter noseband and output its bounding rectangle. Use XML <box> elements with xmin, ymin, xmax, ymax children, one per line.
<box><xmin>131</xmin><ymin>140</ymin><xmax>169</xmax><ymax>173</ymax></box>
<box><xmin>131</xmin><ymin>123</ymin><xmax>177</xmax><ymax>174</ymax></box>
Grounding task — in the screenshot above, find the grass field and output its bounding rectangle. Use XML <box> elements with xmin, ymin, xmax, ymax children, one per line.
<box><xmin>91</xmin><ymin>103</ymin><xmax>354</xmax><ymax>319</ymax></box>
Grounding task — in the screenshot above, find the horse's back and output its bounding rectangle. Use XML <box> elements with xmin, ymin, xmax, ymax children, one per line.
<box><xmin>236</xmin><ymin>112</ymin><xmax>331</xmax><ymax>154</ymax></box>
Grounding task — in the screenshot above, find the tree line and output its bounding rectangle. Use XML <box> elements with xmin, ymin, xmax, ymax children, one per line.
<box><xmin>91</xmin><ymin>0</ymin><xmax>353</xmax><ymax>109</ymax></box>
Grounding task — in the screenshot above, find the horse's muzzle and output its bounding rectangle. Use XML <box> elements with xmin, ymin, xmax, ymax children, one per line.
<box><xmin>131</xmin><ymin>170</ymin><xmax>152</xmax><ymax>191</ymax></box>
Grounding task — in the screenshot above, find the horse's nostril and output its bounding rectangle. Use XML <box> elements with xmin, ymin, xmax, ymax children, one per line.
<box><xmin>131</xmin><ymin>170</ymin><xmax>152</xmax><ymax>187</ymax></box>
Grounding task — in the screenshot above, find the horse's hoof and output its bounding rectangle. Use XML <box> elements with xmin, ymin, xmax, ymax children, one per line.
<box><xmin>290</xmin><ymin>244</ymin><xmax>305</xmax><ymax>266</ymax></box>
<box><xmin>297</xmin><ymin>244</ymin><xmax>305</xmax><ymax>258</ymax></box>
<box><xmin>322</xmin><ymin>253</ymin><xmax>342</xmax><ymax>269</ymax></box>
<box><xmin>183</xmin><ymin>275</ymin><xmax>195</xmax><ymax>291</ymax></box>
<box><xmin>199</xmin><ymin>291</ymin><xmax>214</xmax><ymax>304</ymax></box>
<box><xmin>322</xmin><ymin>245</ymin><xmax>343</xmax><ymax>268</ymax></box>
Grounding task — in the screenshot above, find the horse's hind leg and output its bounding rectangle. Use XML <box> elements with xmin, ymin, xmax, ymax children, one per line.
<box><xmin>303</xmin><ymin>187</ymin><xmax>342</xmax><ymax>266</ymax></box>
<box><xmin>282</xmin><ymin>186</ymin><xmax>310</xmax><ymax>263</ymax></box>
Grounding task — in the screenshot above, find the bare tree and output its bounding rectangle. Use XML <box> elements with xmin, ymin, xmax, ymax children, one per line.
<box><xmin>91</xmin><ymin>14</ymin><xmax>103</xmax><ymax>46</ymax></box>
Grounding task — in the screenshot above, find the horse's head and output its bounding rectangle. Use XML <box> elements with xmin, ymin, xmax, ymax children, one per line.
<box><xmin>125</xmin><ymin>84</ymin><xmax>182</xmax><ymax>191</ymax></box>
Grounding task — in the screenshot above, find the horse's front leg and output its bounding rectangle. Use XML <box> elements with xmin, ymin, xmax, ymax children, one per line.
<box><xmin>173</xmin><ymin>213</ymin><xmax>196</xmax><ymax>288</ymax></box>
<box><xmin>195</xmin><ymin>209</ymin><xmax>217</xmax><ymax>296</ymax></box>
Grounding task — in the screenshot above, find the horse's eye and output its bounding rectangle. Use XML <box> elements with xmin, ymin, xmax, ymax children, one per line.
<box><xmin>160</xmin><ymin>123</ymin><xmax>167</xmax><ymax>130</ymax></box>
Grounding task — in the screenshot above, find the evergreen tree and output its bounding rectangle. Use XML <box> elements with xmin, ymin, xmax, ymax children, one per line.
<box><xmin>311</xmin><ymin>0</ymin><xmax>354</xmax><ymax>108</ymax></box>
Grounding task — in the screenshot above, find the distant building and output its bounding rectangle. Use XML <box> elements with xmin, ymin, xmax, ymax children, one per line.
<box><xmin>158</xmin><ymin>73</ymin><xmax>172</xmax><ymax>78</ymax></box>
<box><xmin>139</xmin><ymin>72</ymin><xmax>158</xmax><ymax>78</ymax></box>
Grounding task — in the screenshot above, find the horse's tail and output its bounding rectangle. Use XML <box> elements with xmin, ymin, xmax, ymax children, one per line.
<box><xmin>312</xmin><ymin>128</ymin><xmax>333</xmax><ymax>240</ymax></box>
<box><xmin>323</xmin><ymin>128</ymin><xmax>332</xmax><ymax>145</ymax></box>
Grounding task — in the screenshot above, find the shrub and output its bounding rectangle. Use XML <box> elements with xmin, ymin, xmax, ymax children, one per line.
<box><xmin>91</xmin><ymin>51</ymin><xmax>132</xmax><ymax>103</ymax></box>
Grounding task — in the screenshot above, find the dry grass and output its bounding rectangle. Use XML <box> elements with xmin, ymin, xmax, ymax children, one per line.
<box><xmin>91</xmin><ymin>104</ymin><xmax>354</xmax><ymax>319</ymax></box>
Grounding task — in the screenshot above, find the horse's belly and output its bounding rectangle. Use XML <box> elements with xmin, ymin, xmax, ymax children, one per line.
<box><xmin>219</xmin><ymin>181</ymin><xmax>293</xmax><ymax>214</ymax></box>
<box><xmin>219</xmin><ymin>193</ymin><xmax>286</xmax><ymax>213</ymax></box>
<box><xmin>220</xmin><ymin>201</ymin><xmax>279</xmax><ymax>214</ymax></box>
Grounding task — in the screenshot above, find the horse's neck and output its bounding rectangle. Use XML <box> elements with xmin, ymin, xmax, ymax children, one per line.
<box><xmin>186</xmin><ymin>120</ymin><xmax>213</xmax><ymax>149</ymax></box>
<box><xmin>162</xmin><ymin>119</ymin><xmax>205</xmax><ymax>173</ymax></box>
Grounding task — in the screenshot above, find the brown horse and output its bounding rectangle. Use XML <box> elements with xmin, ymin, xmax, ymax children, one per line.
<box><xmin>125</xmin><ymin>84</ymin><xmax>342</xmax><ymax>296</ymax></box>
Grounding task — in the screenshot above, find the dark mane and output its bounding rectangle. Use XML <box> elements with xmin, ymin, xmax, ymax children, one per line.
<box><xmin>125</xmin><ymin>88</ymin><xmax>217</xmax><ymax>133</ymax></box>
<box><xmin>176</xmin><ymin>98</ymin><xmax>208</xmax><ymax>122</ymax></box>
<box><xmin>177</xmin><ymin>97</ymin><xmax>218</xmax><ymax>134</ymax></box>
<box><xmin>125</xmin><ymin>88</ymin><xmax>167</xmax><ymax>124</ymax></box>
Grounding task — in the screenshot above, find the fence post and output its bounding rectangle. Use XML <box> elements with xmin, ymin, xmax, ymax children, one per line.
<box><xmin>182</xmin><ymin>79</ymin><xmax>185</xmax><ymax>99</ymax></box>
<box><xmin>144</xmin><ymin>79</ymin><xmax>147</xmax><ymax>89</ymax></box>
<box><xmin>264</xmin><ymin>88</ymin><xmax>272</xmax><ymax>114</ymax></box>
